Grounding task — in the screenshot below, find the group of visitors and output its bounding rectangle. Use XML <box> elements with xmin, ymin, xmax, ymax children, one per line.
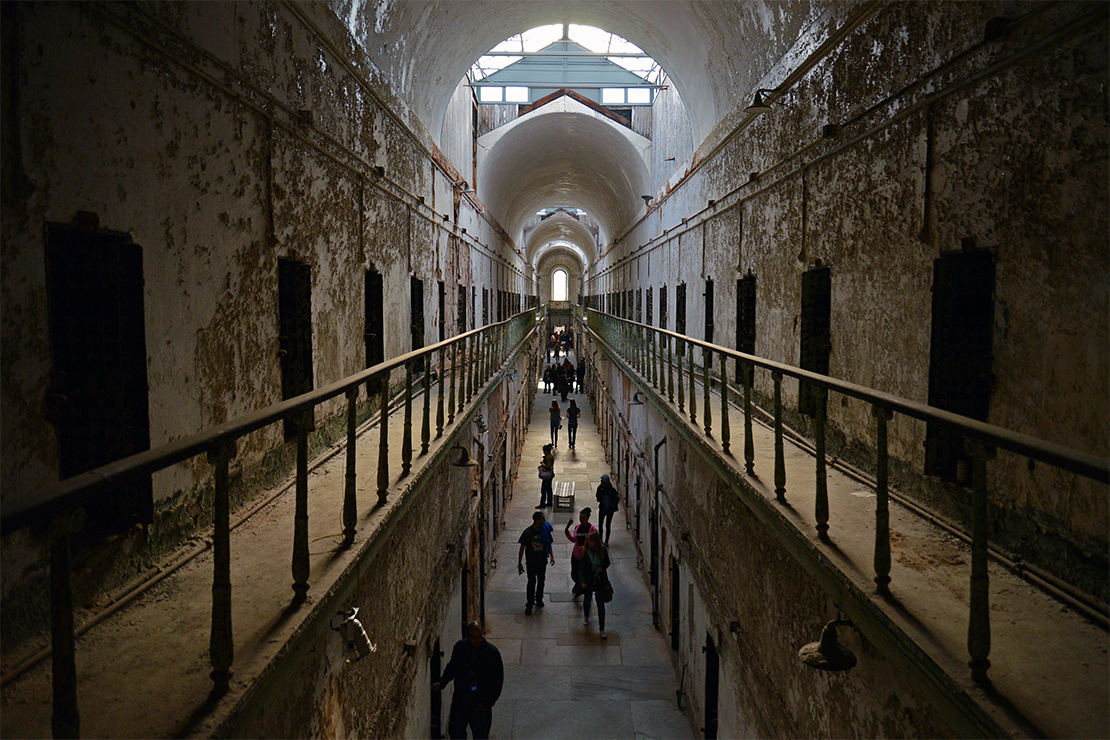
<box><xmin>543</xmin><ymin>358</ymin><xmax>582</xmax><ymax>400</ymax></box>
<box><xmin>436</xmin><ymin>408</ymin><xmax>624</xmax><ymax>740</ymax></box>
<box><xmin>546</xmin><ymin>328</ymin><xmax>573</xmax><ymax>360</ymax></box>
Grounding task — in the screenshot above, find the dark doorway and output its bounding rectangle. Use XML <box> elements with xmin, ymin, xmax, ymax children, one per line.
<box><xmin>799</xmin><ymin>266</ymin><xmax>831</xmax><ymax>416</ymax></box>
<box><xmin>438</xmin><ymin>280</ymin><xmax>446</xmax><ymax>342</ymax></box>
<box><xmin>650</xmin><ymin>504</ymin><xmax>659</xmax><ymax>627</ymax></box>
<box><xmin>471</xmin><ymin>287</ymin><xmax>477</xmax><ymax>329</ymax></box>
<box><xmin>669</xmin><ymin>556</ymin><xmax>681</xmax><ymax>651</ymax></box>
<box><xmin>703</xmin><ymin>632</ymin><xmax>720</xmax><ymax>739</ymax></box>
<box><xmin>279</xmin><ymin>258</ymin><xmax>314</xmax><ymax>439</ymax></box>
<box><xmin>660</xmin><ymin>286</ymin><xmax>668</xmax><ymax>329</ymax></box>
<box><xmin>482</xmin><ymin>287</ymin><xmax>489</xmax><ymax>325</ymax></box>
<box><xmin>365</xmin><ymin>269</ymin><xmax>384</xmax><ymax>393</ymax></box>
<box><xmin>430</xmin><ymin>636</ymin><xmax>443</xmax><ymax>738</ymax></box>
<box><xmin>926</xmin><ymin>250</ymin><xmax>995</xmax><ymax>482</ymax></box>
<box><xmin>45</xmin><ymin>224</ymin><xmax>152</xmax><ymax>533</ymax></box>
<box><xmin>676</xmin><ymin>283</ymin><xmax>687</xmax><ymax>355</ymax></box>
<box><xmin>646</xmin><ymin>287</ymin><xmax>654</xmax><ymax>326</ymax></box>
<box><xmin>410</xmin><ymin>276</ymin><xmax>425</xmax><ymax>371</ymax></box>
<box><xmin>634</xmin><ymin>475</ymin><xmax>641</xmax><ymax>541</ymax></box>
<box><xmin>736</xmin><ymin>275</ymin><xmax>756</xmax><ymax>385</ymax></box>
<box><xmin>457</xmin><ymin>284</ymin><xmax>467</xmax><ymax>334</ymax></box>
<box><xmin>704</xmin><ymin>278</ymin><xmax>714</xmax><ymax>366</ymax></box>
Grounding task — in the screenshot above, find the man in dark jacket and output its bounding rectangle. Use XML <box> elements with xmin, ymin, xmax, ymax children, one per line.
<box><xmin>433</xmin><ymin>621</ymin><xmax>504</xmax><ymax>739</ymax></box>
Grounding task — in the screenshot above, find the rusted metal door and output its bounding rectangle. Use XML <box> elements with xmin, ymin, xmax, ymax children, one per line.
<box><xmin>279</xmin><ymin>258</ymin><xmax>314</xmax><ymax>438</ymax></box>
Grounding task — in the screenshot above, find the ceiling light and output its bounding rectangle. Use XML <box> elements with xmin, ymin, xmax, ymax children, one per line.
<box><xmin>745</xmin><ymin>88</ymin><xmax>775</xmax><ymax>116</ymax></box>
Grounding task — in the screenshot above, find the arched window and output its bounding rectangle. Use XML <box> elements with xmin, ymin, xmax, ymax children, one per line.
<box><xmin>552</xmin><ymin>269</ymin><xmax>568</xmax><ymax>301</ymax></box>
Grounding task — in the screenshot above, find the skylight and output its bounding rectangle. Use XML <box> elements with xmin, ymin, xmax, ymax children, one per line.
<box><xmin>469</xmin><ymin>24</ymin><xmax>662</xmax><ymax>84</ymax></box>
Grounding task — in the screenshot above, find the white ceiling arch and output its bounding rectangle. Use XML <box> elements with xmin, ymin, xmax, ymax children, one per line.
<box><xmin>523</xmin><ymin>212</ymin><xmax>599</xmax><ymax>266</ymax></box>
<box><xmin>332</xmin><ymin>0</ymin><xmax>822</xmax><ymax>146</ymax></box>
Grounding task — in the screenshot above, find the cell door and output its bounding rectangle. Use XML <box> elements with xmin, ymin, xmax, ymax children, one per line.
<box><xmin>926</xmin><ymin>250</ymin><xmax>995</xmax><ymax>482</ymax></box>
<box><xmin>457</xmin><ymin>284</ymin><xmax>467</xmax><ymax>334</ymax></box>
<box><xmin>799</xmin><ymin>266</ymin><xmax>831</xmax><ymax>416</ymax></box>
<box><xmin>482</xmin><ymin>288</ymin><xmax>489</xmax><ymax>325</ymax></box>
<box><xmin>430</xmin><ymin>637</ymin><xmax>443</xmax><ymax>738</ymax></box>
<box><xmin>46</xmin><ymin>224</ymin><xmax>152</xmax><ymax>534</ymax></box>
<box><xmin>650</xmin><ymin>504</ymin><xmax>660</xmax><ymax>627</ymax></box>
<box><xmin>676</xmin><ymin>283</ymin><xmax>687</xmax><ymax>354</ymax></box>
<box><xmin>670</xmin><ymin>555</ymin><xmax>681</xmax><ymax>651</ymax></box>
<box><xmin>704</xmin><ymin>632</ymin><xmax>720</xmax><ymax>739</ymax></box>
<box><xmin>736</xmin><ymin>275</ymin><xmax>756</xmax><ymax>386</ymax></box>
<box><xmin>660</xmin><ymin>286</ymin><xmax>668</xmax><ymax>329</ymax></box>
<box><xmin>410</xmin><ymin>276</ymin><xmax>425</xmax><ymax>371</ymax></box>
<box><xmin>279</xmin><ymin>258</ymin><xmax>314</xmax><ymax>439</ymax></box>
<box><xmin>438</xmin><ymin>280</ymin><xmax>446</xmax><ymax>342</ymax></box>
<box><xmin>634</xmin><ymin>476</ymin><xmax>642</xmax><ymax>540</ymax></box>
<box><xmin>365</xmin><ymin>269</ymin><xmax>384</xmax><ymax>393</ymax></box>
<box><xmin>704</xmin><ymin>278</ymin><xmax>714</xmax><ymax>367</ymax></box>
<box><xmin>646</xmin><ymin>287</ymin><xmax>654</xmax><ymax>326</ymax></box>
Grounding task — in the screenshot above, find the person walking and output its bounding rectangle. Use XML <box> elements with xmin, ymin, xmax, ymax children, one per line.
<box><xmin>537</xmin><ymin>444</ymin><xmax>555</xmax><ymax>508</ymax></box>
<box><xmin>518</xmin><ymin>511</ymin><xmax>554</xmax><ymax>615</ymax></box>
<box><xmin>595</xmin><ymin>474</ymin><xmax>620</xmax><ymax>547</ymax></box>
<box><xmin>576</xmin><ymin>359</ymin><xmax>586</xmax><ymax>393</ymax></box>
<box><xmin>549</xmin><ymin>400</ymin><xmax>561</xmax><ymax>447</ymax></box>
<box><xmin>432</xmin><ymin>620</ymin><xmax>504</xmax><ymax>739</ymax></box>
<box><xmin>564</xmin><ymin>507</ymin><xmax>597</xmax><ymax>598</ymax></box>
<box><xmin>565</xmin><ymin>399</ymin><xmax>580</xmax><ymax>449</ymax></box>
<box><xmin>542</xmin><ymin>365</ymin><xmax>553</xmax><ymax>393</ymax></box>
<box><xmin>580</xmin><ymin>531</ymin><xmax>612</xmax><ymax>639</ymax></box>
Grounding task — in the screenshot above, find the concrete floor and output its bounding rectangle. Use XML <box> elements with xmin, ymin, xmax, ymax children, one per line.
<box><xmin>483</xmin><ymin>349</ymin><xmax>694</xmax><ymax>739</ymax></box>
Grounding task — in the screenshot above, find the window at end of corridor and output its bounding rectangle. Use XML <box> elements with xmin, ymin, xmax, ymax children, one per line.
<box><xmin>553</xmin><ymin>269</ymin><xmax>568</xmax><ymax>301</ymax></box>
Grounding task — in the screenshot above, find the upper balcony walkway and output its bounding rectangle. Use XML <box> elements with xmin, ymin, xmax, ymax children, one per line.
<box><xmin>579</xmin><ymin>309</ymin><xmax>1108</xmax><ymax>739</ymax></box>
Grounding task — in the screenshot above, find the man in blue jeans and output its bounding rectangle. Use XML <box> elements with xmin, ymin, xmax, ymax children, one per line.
<box><xmin>596</xmin><ymin>474</ymin><xmax>620</xmax><ymax>547</ymax></box>
<box><xmin>517</xmin><ymin>511</ymin><xmax>554</xmax><ymax>615</ymax></box>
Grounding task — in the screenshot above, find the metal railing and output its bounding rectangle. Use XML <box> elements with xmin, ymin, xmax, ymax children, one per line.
<box><xmin>1</xmin><ymin>308</ymin><xmax>539</xmax><ymax>737</ymax></box>
<box><xmin>580</xmin><ymin>307</ymin><xmax>1108</xmax><ymax>683</ymax></box>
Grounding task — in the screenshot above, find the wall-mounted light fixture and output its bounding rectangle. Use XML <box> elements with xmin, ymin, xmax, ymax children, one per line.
<box><xmin>629</xmin><ymin>391</ymin><xmax>645</xmax><ymax>406</ymax></box>
<box><xmin>798</xmin><ymin>617</ymin><xmax>856</xmax><ymax>671</ymax></box>
<box><xmin>474</xmin><ymin>414</ymin><xmax>488</xmax><ymax>435</ymax></box>
<box><xmin>330</xmin><ymin>607</ymin><xmax>377</xmax><ymax>663</ymax></box>
<box><xmin>641</xmin><ymin>195</ymin><xmax>652</xmax><ymax>206</ymax></box>
<box><xmin>744</xmin><ymin>88</ymin><xmax>776</xmax><ymax>116</ymax></box>
<box><xmin>450</xmin><ymin>445</ymin><xmax>478</xmax><ymax>467</ymax></box>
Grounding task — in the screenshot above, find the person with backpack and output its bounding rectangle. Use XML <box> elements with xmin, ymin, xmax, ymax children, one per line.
<box><xmin>580</xmin><ymin>531</ymin><xmax>612</xmax><ymax>639</ymax></box>
<box><xmin>537</xmin><ymin>444</ymin><xmax>555</xmax><ymax>508</ymax></box>
<box><xmin>595</xmin><ymin>474</ymin><xmax>619</xmax><ymax>547</ymax></box>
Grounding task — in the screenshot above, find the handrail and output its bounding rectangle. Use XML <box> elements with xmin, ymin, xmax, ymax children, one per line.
<box><xmin>1</xmin><ymin>309</ymin><xmax>539</xmax><ymax>535</ymax></box>
<box><xmin>580</xmin><ymin>306</ymin><xmax>1108</xmax><ymax>688</ymax></box>
<box><xmin>1</xmin><ymin>307</ymin><xmax>538</xmax><ymax>737</ymax></box>
<box><xmin>586</xmin><ymin>309</ymin><xmax>1109</xmax><ymax>484</ymax></box>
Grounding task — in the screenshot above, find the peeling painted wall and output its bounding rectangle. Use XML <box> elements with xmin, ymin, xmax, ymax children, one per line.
<box><xmin>594</xmin><ymin>0</ymin><xmax>1109</xmax><ymax>592</ymax></box>
<box><xmin>1</xmin><ymin>1</ymin><xmax>528</xmax><ymax>634</ymax></box>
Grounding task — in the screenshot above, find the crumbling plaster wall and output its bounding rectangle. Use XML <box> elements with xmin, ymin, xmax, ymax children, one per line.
<box><xmin>597</xmin><ymin>1</ymin><xmax>1108</xmax><ymax>588</ymax></box>
<box><xmin>605</xmin><ymin>363</ymin><xmax>955</xmax><ymax>739</ymax></box>
<box><xmin>1</xmin><ymin>1</ymin><xmax>525</xmax><ymax>631</ymax></box>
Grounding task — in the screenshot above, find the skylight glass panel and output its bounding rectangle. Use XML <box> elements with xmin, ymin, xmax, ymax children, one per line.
<box><xmin>479</xmin><ymin>86</ymin><xmax>503</xmax><ymax>103</ymax></box>
<box><xmin>601</xmin><ymin>88</ymin><xmax>625</xmax><ymax>104</ymax></box>
<box><xmin>628</xmin><ymin>87</ymin><xmax>651</xmax><ymax>104</ymax></box>
<box><xmin>505</xmin><ymin>86</ymin><xmax>529</xmax><ymax>103</ymax></box>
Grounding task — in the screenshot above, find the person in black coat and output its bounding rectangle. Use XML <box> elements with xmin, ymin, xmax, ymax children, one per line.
<box><xmin>596</xmin><ymin>474</ymin><xmax>620</xmax><ymax>546</ymax></box>
<box><xmin>432</xmin><ymin>621</ymin><xmax>504</xmax><ymax>739</ymax></box>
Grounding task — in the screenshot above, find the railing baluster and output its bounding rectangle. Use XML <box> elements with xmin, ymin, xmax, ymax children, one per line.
<box><xmin>652</xmin><ymin>331</ymin><xmax>659</xmax><ymax>388</ymax></box>
<box><xmin>50</xmin><ymin>511</ymin><xmax>81</xmax><ymax>739</ymax></box>
<box><xmin>464</xmin><ymin>334</ymin><xmax>473</xmax><ymax>403</ymax></box>
<box><xmin>208</xmin><ymin>442</ymin><xmax>236</xmax><ymax>694</ymax></box>
<box><xmin>688</xmin><ymin>344</ymin><xmax>697</xmax><ymax>425</ymax></box>
<box><xmin>815</xmin><ymin>386</ymin><xmax>829</xmax><ymax>541</ymax></box>
<box><xmin>874</xmin><ymin>406</ymin><xmax>892</xmax><ymax>594</ymax></box>
<box><xmin>968</xmin><ymin>441</ymin><xmax>996</xmax><ymax>683</ymax></box>
<box><xmin>377</xmin><ymin>369</ymin><xmax>391</xmax><ymax>505</ymax></box>
<box><xmin>773</xmin><ymin>371</ymin><xmax>786</xmax><ymax>501</ymax></box>
<box><xmin>667</xmin><ymin>335</ymin><xmax>674</xmax><ymax>402</ymax></box>
<box><xmin>703</xmin><ymin>345</ymin><xmax>712</xmax><ymax>437</ymax></box>
<box><xmin>292</xmin><ymin>412</ymin><xmax>310</xmax><ymax>602</ymax></box>
<box><xmin>743</xmin><ymin>361</ymin><xmax>754</xmax><ymax>474</ymax></box>
<box><xmin>448</xmin><ymin>342</ymin><xmax>457</xmax><ymax>424</ymax></box>
<box><xmin>436</xmin><ymin>347</ymin><xmax>445</xmax><ymax>439</ymax></box>
<box><xmin>719</xmin><ymin>350</ymin><xmax>730</xmax><ymax>454</ymax></box>
<box><xmin>421</xmin><ymin>358</ymin><xmax>431</xmax><ymax>454</ymax></box>
<box><xmin>343</xmin><ymin>389</ymin><xmax>358</xmax><ymax>545</ymax></box>
<box><xmin>677</xmin><ymin>339</ymin><xmax>685</xmax><ymax>413</ymax></box>
<box><xmin>401</xmin><ymin>362</ymin><xmax>413</xmax><ymax>476</ymax></box>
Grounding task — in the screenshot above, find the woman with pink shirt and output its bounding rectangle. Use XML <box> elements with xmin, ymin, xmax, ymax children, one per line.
<box><xmin>564</xmin><ymin>508</ymin><xmax>598</xmax><ymax>599</ymax></box>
